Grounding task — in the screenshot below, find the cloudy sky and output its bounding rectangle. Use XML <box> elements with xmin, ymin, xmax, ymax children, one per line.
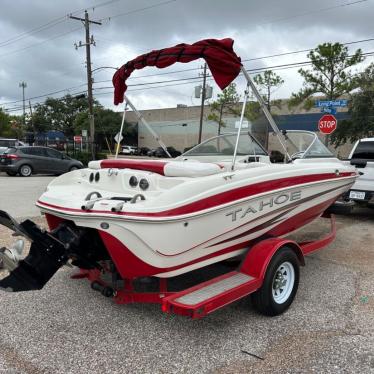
<box><xmin>0</xmin><ymin>0</ymin><xmax>373</xmax><ymax>115</ymax></box>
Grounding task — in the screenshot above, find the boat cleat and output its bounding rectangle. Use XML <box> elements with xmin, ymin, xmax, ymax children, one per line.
<box><xmin>0</xmin><ymin>239</ymin><xmax>24</xmax><ymax>272</ymax></box>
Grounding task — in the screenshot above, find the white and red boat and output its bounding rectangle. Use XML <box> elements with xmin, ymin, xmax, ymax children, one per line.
<box><xmin>0</xmin><ymin>39</ymin><xmax>357</xmax><ymax>318</ymax></box>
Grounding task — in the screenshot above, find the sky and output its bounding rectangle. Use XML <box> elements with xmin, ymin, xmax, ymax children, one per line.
<box><xmin>0</xmin><ymin>0</ymin><xmax>373</xmax><ymax>115</ymax></box>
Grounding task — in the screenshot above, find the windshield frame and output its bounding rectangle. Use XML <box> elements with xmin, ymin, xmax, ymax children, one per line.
<box><xmin>282</xmin><ymin>130</ymin><xmax>334</xmax><ymax>159</ymax></box>
<box><xmin>180</xmin><ymin>131</ymin><xmax>268</xmax><ymax>158</ymax></box>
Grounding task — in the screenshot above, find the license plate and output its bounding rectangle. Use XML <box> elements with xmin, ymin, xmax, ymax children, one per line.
<box><xmin>349</xmin><ymin>190</ymin><xmax>366</xmax><ymax>200</ymax></box>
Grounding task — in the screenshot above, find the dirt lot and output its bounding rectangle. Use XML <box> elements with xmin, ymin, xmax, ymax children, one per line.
<box><xmin>0</xmin><ymin>208</ymin><xmax>373</xmax><ymax>373</ymax></box>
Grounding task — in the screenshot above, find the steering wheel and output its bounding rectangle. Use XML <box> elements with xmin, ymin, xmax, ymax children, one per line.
<box><xmin>290</xmin><ymin>151</ymin><xmax>305</xmax><ymax>159</ymax></box>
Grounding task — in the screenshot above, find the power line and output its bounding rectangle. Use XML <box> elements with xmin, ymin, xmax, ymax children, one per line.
<box><xmin>2</xmin><ymin>48</ymin><xmax>374</xmax><ymax>111</ymax></box>
<box><xmin>257</xmin><ymin>0</ymin><xmax>370</xmax><ymax>27</ymax></box>
<box><xmin>0</xmin><ymin>26</ymin><xmax>84</xmax><ymax>60</ymax></box>
<box><xmin>98</xmin><ymin>0</ymin><xmax>178</xmax><ymax>22</ymax></box>
<box><xmin>91</xmin><ymin>36</ymin><xmax>374</xmax><ymax>84</ymax></box>
<box><xmin>0</xmin><ymin>0</ymin><xmax>120</xmax><ymax>48</ymax></box>
<box><xmin>242</xmin><ymin>37</ymin><xmax>374</xmax><ymax>62</ymax></box>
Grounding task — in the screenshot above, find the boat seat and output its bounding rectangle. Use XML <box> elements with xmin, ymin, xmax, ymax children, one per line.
<box><xmin>88</xmin><ymin>159</ymin><xmax>223</xmax><ymax>177</ymax></box>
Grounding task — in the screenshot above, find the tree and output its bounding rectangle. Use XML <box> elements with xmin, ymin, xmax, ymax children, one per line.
<box><xmin>331</xmin><ymin>63</ymin><xmax>374</xmax><ymax>146</ymax></box>
<box><xmin>253</xmin><ymin>70</ymin><xmax>284</xmax><ymax>111</ymax></box>
<box><xmin>208</xmin><ymin>83</ymin><xmax>240</xmax><ymax>134</ymax></box>
<box><xmin>74</xmin><ymin>106</ymin><xmax>137</xmax><ymax>150</ymax></box>
<box><xmin>289</xmin><ymin>42</ymin><xmax>363</xmax><ymax>145</ymax></box>
<box><xmin>290</xmin><ymin>43</ymin><xmax>363</xmax><ymax>107</ymax></box>
<box><xmin>0</xmin><ymin>109</ymin><xmax>21</xmax><ymax>138</ymax></box>
<box><xmin>253</xmin><ymin>70</ymin><xmax>284</xmax><ymax>147</ymax></box>
<box><xmin>32</xmin><ymin>94</ymin><xmax>91</xmax><ymax>136</ymax></box>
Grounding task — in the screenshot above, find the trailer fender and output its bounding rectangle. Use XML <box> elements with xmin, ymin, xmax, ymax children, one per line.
<box><xmin>240</xmin><ymin>238</ymin><xmax>305</xmax><ymax>281</ymax></box>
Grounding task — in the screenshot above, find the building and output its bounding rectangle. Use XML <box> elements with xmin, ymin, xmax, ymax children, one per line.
<box><xmin>124</xmin><ymin>99</ymin><xmax>351</xmax><ymax>157</ymax></box>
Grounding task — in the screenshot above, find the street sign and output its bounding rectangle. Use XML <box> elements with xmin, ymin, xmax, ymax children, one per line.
<box><xmin>114</xmin><ymin>132</ymin><xmax>123</xmax><ymax>143</ymax></box>
<box><xmin>82</xmin><ymin>129</ymin><xmax>88</xmax><ymax>137</ymax></box>
<box><xmin>318</xmin><ymin>114</ymin><xmax>337</xmax><ymax>134</ymax></box>
<box><xmin>73</xmin><ymin>135</ymin><xmax>82</xmax><ymax>143</ymax></box>
<box><xmin>321</xmin><ymin>107</ymin><xmax>337</xmax><ymax>115</ymax></box>
<box><xmin>315</xmin><ymin>99</ymin><xmax>348</xmax><ymax>108</ymax></box>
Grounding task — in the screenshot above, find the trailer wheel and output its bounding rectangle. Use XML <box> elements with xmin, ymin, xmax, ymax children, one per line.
<box><xmin>251</xmin><ymin>247</ymin><xmax>299</xmax><ymax>316</ymax></box>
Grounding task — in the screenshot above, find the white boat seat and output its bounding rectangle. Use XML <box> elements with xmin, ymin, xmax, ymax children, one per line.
<box><xmin>88</xmin><ymin>159</ymin><xmax>223</xmax><ymax>177</ymax></box>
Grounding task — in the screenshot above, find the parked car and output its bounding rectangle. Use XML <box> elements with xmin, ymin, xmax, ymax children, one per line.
<box><xmin>147</xmin><ymin>148</ymin><xmax>157</xmax><ymax>157</ymax></box>
<box><xmin>0</xmin><ymin>146</ymin><xmax>83</xmax><ymax>177</ymax></box>
<box><xmin>138</xmin><ymin>147</ymin><xmax>150</xmax><ymax>156</ymax></box>
<box><xmin>0</xmin><ymin>138</ymin><xmax>25</xmax><ymax>154</ymax></box>
<box><xmin>346</xmin><ymin>138</ymin><xmax>374</xmax><ymax>207</ymax></box>
<box><xmin>329</xmin><ymin>137</ymin><xmax>374</xmax><ymax>213</ymax></box>
<box><xmin>154</xmin><ymin>146</ymin><xmax>182</xmax><ymax>158</ymax></box>
<box><xmin>121</xmin><ymin>145</ymin><xmax>137</xmax><ymax>155</ymax></box>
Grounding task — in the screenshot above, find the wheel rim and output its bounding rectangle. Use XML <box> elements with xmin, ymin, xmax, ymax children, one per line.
<box><xmin>21</xmin><ymin>166</ymin><xmax>31</xmax><ymax>176</ymax></box>
<box><xmin>272</xmin><ymin>261</ymin><xmax>295</xmax><ymax>304</ymax></box>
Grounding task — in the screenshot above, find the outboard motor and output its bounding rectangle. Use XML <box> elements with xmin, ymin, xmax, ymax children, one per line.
<box><xmin>0</xmin><ymin>239</ymin><xmax>24</xmax><ymax>271</ymax></box>
<box><xmin>0</xmin><ymin>210</ymin><xmax>106</xmax><ymax>292</ymax></box>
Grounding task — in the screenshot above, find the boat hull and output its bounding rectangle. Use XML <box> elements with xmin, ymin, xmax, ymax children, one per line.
<box><xmin>40</xmin><ymin>171</ymin><xmax>356</xmax><ymax>279</ymax></box>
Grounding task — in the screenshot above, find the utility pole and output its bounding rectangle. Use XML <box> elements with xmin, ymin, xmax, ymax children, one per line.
<box><xmin>70</xmin><ymin>10</ymin><xmax>101</xmax><ymax>160</ymax></box>
<box><xmin>19</xmin><ymin>82</ymin><xmax>27</xmax><ymax>128</ymax></box>
<box><xmin>198</xmin><ymin>63</ymin><xmax>207</xmax><ymax>144</ymax></box>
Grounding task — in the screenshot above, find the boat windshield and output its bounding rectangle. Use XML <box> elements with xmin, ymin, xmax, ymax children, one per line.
<box><xmin>181</xmin><ymin>132</ymin><xmax>267</xmax><ymax>160</ymax></box>
<box><xmin>280</xmin><ymin>131</ymin><xmax>334</xmax><ymax>159</ymax></box>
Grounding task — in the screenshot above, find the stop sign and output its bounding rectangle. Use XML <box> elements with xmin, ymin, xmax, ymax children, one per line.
<box><xmin>318</xmin><ymin>114</ymin><xmax>337</xmax><ymax>134</ymax></box>
<box><xmin>74</xmin><ymin>135</ymin><xmax>82</xmax><ymax>143</ymax></box>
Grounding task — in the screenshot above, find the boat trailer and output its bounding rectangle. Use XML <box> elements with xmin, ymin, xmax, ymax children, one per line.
<box><xmin>0</xmin><ymin>210</ymin><xmax>336</xmax><ymax>319</ymax></box>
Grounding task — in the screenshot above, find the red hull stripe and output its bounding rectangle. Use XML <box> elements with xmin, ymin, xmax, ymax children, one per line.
<box><xmin>97</xmin><ymin>197</ymin><xmax>339</xmax><ymax>278</ymax></box>
<box><xmin>37</xmin><ymin>172</ymin><xmax>355</xmax><ymax>218</ymax></box>
<box><xmin>100</xmin><ymin>159</ymin><xmax>168</xmax><ymax>175</ymax></box>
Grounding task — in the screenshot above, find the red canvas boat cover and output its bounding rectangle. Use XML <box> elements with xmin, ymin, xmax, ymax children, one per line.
<box><xmin>112</xmin><ymin>38</ymin><xmax>242</xmax><ymax>105</ymax></box>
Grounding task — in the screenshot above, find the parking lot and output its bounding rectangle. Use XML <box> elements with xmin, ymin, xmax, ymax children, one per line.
<box><xmin>0</xmin><ymin>173</ymin><xmax>373</xmax><ymax>373</ymax></box>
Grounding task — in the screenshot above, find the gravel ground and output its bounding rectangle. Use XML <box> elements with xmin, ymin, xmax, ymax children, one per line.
<box><xmin>0</xmin><ymin>175</ymin><xmax>373</xmax><ymax>373</ymax></box>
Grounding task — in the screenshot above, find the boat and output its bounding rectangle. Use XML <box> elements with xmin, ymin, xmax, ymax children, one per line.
<box><xmin>0</xmin><ymin>38</ymin><xmax>357</xmax><ymax>318</ymax></box>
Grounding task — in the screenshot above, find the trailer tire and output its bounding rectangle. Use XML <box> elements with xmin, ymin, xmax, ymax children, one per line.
<box><xmin>251</xmin><ymin>247</ymin><xmax>299</xmax><ymax>316</ymax></box>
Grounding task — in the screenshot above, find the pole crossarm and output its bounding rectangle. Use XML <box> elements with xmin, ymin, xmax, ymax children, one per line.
<box><xmin>69</xmin><ymin>15</ymin><xmax>102</xmax><ymax>25</ymax></box>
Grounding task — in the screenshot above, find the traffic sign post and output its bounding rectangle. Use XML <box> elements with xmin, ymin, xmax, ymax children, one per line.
<box><xmin>318</xmin><ymin>114</ymin><xmax>337</xmax><ymax>135</ymax></box>
<box><xmin>315</xmin><ymin>99</ymin><xmax>348</xmax><ymax>108</ymax></box>
<box><xmin>73</xmin><ymin>135</ymin><xmax>83</xmax><ymax>152</ymax></box>
<box><xmin>320</xmin><ymin>107</ymin><xmax>337</xmax><ymax>115</ymax></box>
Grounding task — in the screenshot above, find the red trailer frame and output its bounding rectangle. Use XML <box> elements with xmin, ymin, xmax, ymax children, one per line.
<box><xmin>72</xmin><ymin>214</ymin><xmax>336</xmax><ymax>319</ymax></box>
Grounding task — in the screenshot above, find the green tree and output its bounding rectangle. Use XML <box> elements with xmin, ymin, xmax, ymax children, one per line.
<box><xmin>32</xmin><ymin>94</ymin><xmax>91</xmax><ymax>136</ymax></box>
<box><xmin>290</xmin><ymin>43</ymin><xmax>363</xmax><ymax>108</ymax></box>
<box><xmin>289</xmin><ymin>42</ymin><xmax>363</xmax><ymax>145</ymax></box>
<box><xmin>253</xmin><ymin>70</ymin><xmax>284</xmax><ymax>111</ymax></box>
<box><xmin>253</xmin><ymin>70</ymin><xmax>284</xmax><ymax>147</ymax></box>
<box><xmin>74</xmin><ymin>106</ymin><xmax>136</xmax><ymax>150</ymax></box>
<box><xmin>331</xmin><ymin>63</ymin><xmax>374</xmax><ymax>146</ymax></box>
<box><xmin>208</xmin><ymin>83</ymin><xmax>240</xmax><ymax>134</ymax></box>
<box><xmin>0</xmin><ymin>109</ymin><xmax>21</xmax><ymax>138</ymax></box>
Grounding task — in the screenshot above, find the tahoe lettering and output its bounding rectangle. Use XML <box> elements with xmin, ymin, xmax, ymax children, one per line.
<box><xmin>225</xmin><ymin>190</ymin><xmax>302</xmax><ymax>222</ymax></box>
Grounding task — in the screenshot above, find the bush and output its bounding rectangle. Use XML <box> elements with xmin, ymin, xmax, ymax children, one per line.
<box><xmin>96</xmin><ymin>152</ymin><xmax>109</xmax><ymax>160</ymax></box>
<box><xmin>72</xmin><ymin>152</ymin><xmax>92</xmax><ymax>166</ymax></box>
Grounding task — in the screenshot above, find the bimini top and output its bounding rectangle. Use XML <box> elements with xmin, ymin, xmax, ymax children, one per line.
<box><xmin>112</xmin><ymin>38</ymin><xmax>242</xmax><ymax>105</ymax></box>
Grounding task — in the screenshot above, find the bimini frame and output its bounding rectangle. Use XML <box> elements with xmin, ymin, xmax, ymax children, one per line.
<box><xmin>115</xmin><ymin>66</ymin><xmax>291</xmax><ymax>165</ymax></box>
